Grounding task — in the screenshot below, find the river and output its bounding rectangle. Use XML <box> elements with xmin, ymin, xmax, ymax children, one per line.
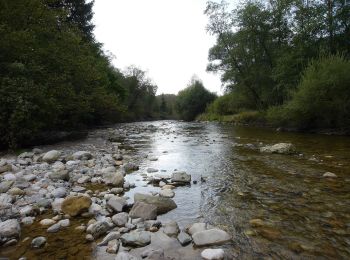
<box><xmin>1</xmin><ymin>120</ymin><xmax>349</xmax><ymax>259</ymax></box>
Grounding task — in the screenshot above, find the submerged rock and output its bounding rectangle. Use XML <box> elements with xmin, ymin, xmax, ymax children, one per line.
<box><xmin>201</xmin><ymin>248</ymin><xmax>225</xmax><ymax>260</ymax></box>
<box><xmin>31</xmin><ymin>236</ymin><xmax>47</xmax><ymax>248</ymax></box>
<box><xmin>323</xmin><ymin>172</ymin><xmax>337</xmax><ymax>178</ymax></box>
<box><xmin>120</xmin><ymin>230</ymin><xmax>151</xmax><ymax>247</ymax></box>
<box><xmin>192</xmin><ymin>229</ymin><xmax>231</xmax><ymax>246</ymax></box>
<box><xmin>134</xmin><ymin>193</ymin><xmax>177</xmax><ymax>214</ymax></box>
<box><xmin>260</xmin><ymin>143</ymin><xmax>295</xmax><ymax>154</ymax></box>
<box><xmin>129</xmin><ymin>201</ymin><xmax>157</xmax><ymax>220</ymax></box>
<box><xmin>61</xmin><ymin>195</ymin><xmax>92</xmax><ymax>216</ymax></box>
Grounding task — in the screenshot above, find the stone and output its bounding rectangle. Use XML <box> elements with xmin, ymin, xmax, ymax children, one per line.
<box><xmin>59</xmin><ymin>219</ymin><xmax>70</xmax><ymax>227</ymax></box>
<box><xmin>48</xmin><ymin>170</ymin><xmax>69</xmax><ymax>181</ymax></box>
<box><xmin>31</xmin><ymin>236</ymin><xmax>47</xmax><ymax>248</ymax></box>
<box><xmin>110</xmin><ymin>187</ymin><xmax>124</xmax><ymax>195</ymax></box>
<box><xmin>177</xmin><ymin>232</ymin><xmax>192</xmax><ymax>246</ymax></box>
<box><xmin>0</xmin><ymin>164</ymin><xmax>12</xmax><ymax>174</ymax></box>
<box><xmin>107</xmin><ymin>196</ymin><xmax>127</xmax><ymax>212</ymax></box>
<box><xmin>0</xmin><ymin>193</ymin><xmax>14</xmax><ymax>204</ymax></box>
<box><xmin>188</xmin><ymin>223</ymin><xmax>207</xmax><ymax>235</ymax></box>
<box><xmin>104</xmin><ymin>171</ymin><xmax>124</xmax><ymax>187</ymax></box>
<box><xmin>120</xmin><ymin>230</ymin><xmax>151</xmax><ymax>247</ymax></box>
<box><xmin>249</xmin><ymin>219</ymin><xmax>265</xmax><ymax>227</ymax></box>
<box><xmin>115</xmin><ymin>252</ymin><xmax>140</xmax><ymax>260</ymax></box>
<box><xmin>88</xmin><ymin>221</ymin><xmax>111</xmax><ymax>239</ymax></box>
<box><xmin>171</xmin><ymin>171</ymin><xmax>191</xmax><ymax>183</ymax></box>
<box><xmin>112</xmin><ymin>212</ymin><xmax>129</xmax><ymax>227</ymax></box>
<box><xmin>42</xmin><ymin>150</ymin><xmax>61</xmax><ymax>163</ymax></box>
<box><xmin>72</xmin><ymin>151</ymin><xmax>92</xmax><ymax>160</ymax></box>
<box><xmin>123</xmin><ymin>163</ymin><xmax>139</xmax><ymax>172</ymax></box>
<box><xmin>52</xmin><ymin>187</ymin><xmax>67</xmax><ymax>198</ymax></box>
<box><xmin>0</xmin><ymin>181</ymin><xmax>14</xmax><ymax>193</ymax></box>
<box><xmin>192</xmin><ymin>229</ymin><xmax>231</xmax><ymax>246</ymax></box>
<box><xmin>23</xmin><ymin>174</ymin><xmax>37</xmax><ymax>182</ymax></box>
<box><xmin>147</xmin><ymin>168</ymin><xmax>158</xmax><ymax>173</ymax></box>
<box><xmin>40</xmin><ymin>219</ymin><xmax>56</xmax><ymax>226</ymax></box>
<box><xmin>161</xmin><ymin>184</ymin><xmax>175</xmax><ymax>190</ymax></box>
<box><xmin>77</xmin><ymin>176</ymin><xmax>91</xmax><ymax>184</ymax></box>
<box><xmin>323</xmin><ymin>172</ymin><xmax>337</xmax><ymax>178</ymax></box>
<box><xmin>163</xmin><ymin>221</ymin><xmax>180</xmax><ymax>237</ymax></box>
<box><xmin>145</xmin><ymin>249</ymin><xmax>165</xmax><ymax>260</ymax></box>
<box><xmin>61</xmin><ymin>195</ymin><xmax>92</xmax><ymax>216</ymax></box>
<box><xmin>51</xmin><ymin>198</ymin><xmax>64</xmax><ymax>213</ymax></box>
<box><xmin>0</xmin><ymin>219</ymin><xmax>21</xmax><ymax>239</ymax></box>
<box><xmin>98</xmin><ymin>231</ymin><xmax>121</xmax><ymax>246</ymax></box>
<box><xmin>86</xmin><ymin>234</ymin><xmax>94</xmax><ymax>242</ymax></box>
<box><xmin>106</xmin><ymin>239</ymin><xmax>120</xmax><ymax>254</ymax></box>
<box><xmin>8</xmin><ymin>187</ymin><xmax>25</xmax><ymax>196</ymax></box>
<box><xmin>129</xmin><ymin>201</ymin><xmax>157</xmax><ymax>220</ymax></box>
<box><xmin>260</xmin><ymin>143</ymin><xmax>295</xmax><ymax>154</ymax></box>
<box><xmin>18</xmin><ymin>152</ymin><xmax>34</xmax><ymax>159</ymax></box>
<box><xmin>21</xmin><ymin>217</ymin><xmax>35</xmax><ymax>226</ymax></box>
<box><xmin>134</xmin><ymin>193</ymin><xmax>177</xmax><ymax>214</ymax></box>
<box><xmin>159</xmin><ymin>189</ymin><xmax>175</xmax><ymax>198</ymax></box>
<box><xmin>201</xmin><ymin>249</ymin><xmax>225</xmax><ymax>260</ymax></box>
<box><xmin>46</xmin><ymin>219</ymin><xmax>69</xmax><ymax>233</ymax></box>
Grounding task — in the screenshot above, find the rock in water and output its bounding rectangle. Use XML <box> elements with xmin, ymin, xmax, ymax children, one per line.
<box><xmin>188</xmin><ymin>222</ymin><xmax>207</xmax><ymax>235</ymax></box>
<box><xmin>61</xmin><ymin>195</ymin><xmax>92</xmax><ymax>216</ymax></box>
<box><xmin>72</xmin><ymin>151</ymin><xmax>92</xmax><ymax>160</ymax></box>
<box><xmin>201</xmin><ymin>249</ymin><xmax>225</xmax><ymax>260</ymax></box>
<box><xmin>134</xmin><ymin>193</ymin><xmax>177</xmax><ymax>214</ymax></box>
<box><xmin>88</xmin><ymin>221</ymin><xmax>111</xmax><ymax>239</ymax></box>
<box><xmin>112</xmin><ymin>212</ymin><xmax>129</xmax><ymax>226</ymax></box>
<box><xmin>192</xmin><ymin>229</ymin><xmax>231</xmax><ymax>246</ymax></box>
<box><xmin>42</xmin><ymin>150</ymin><xmax>61</xmax><ymax>162</ymax></box>
<box><xmin>104</xmin><ymin>171</ymin><xmax>124</xmax><ymax>187</ymax></box>
<box><xmin>107</xmin><ymin>196</ymin><xmax>127</xmax><ymax>212</ymax></box>
<box><xmin>177</xmin><ymin>232</ymin><xmax>192</xmax><ymax>246</ymax></box>
<box><xmin>120</xmin><ymin>230</ymin><xmax>151</xmax><ymax>247</ymax></box>
<box><xmin>115</xmin><ymin>252</ymin><xmax>140</xmax><ymax>260</ymax></box>
<box><xmin>31</xmin><ymin>236</ymin><xmax>47</xmax><ymax>248</ymax></box>
<box><xmin>260</xmin><ymin>143</ymin><xmax>295</xmax><ymax>154</ymax></box>
<box><xmin>171</xmin><ymin>171</ymin><xmax>191</xmax><ymax>183</ymax></box>
<box><xmin>0</xmin><ymin>219</ymin><xmax>21</xmax><ymax>239</ymax></box>
<box><xmin>323</xmin><ymin>172</ymin><xmax>337</xmax><ymax>178</ymax></box>
<box><xmin>129</xmin><ymin>201</ymin><xmax>157</xmax><ymax>220</ymax></box>
<box><xmin>159</xmin><ymin>189</ymin><xmax>175</xmax><ymax>198</ymax></box>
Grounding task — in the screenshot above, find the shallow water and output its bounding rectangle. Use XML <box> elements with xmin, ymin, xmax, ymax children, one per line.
<box><xmin>1</xmin><ymin>120</ymin><xmax>350</xmax><ymax>259</ymax></box>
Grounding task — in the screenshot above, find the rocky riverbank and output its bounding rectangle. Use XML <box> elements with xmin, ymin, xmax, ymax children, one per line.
<box><xmin>0</xmin><ymin>125</ymin><xmax>233</xmax><ymax>259</ymax></box>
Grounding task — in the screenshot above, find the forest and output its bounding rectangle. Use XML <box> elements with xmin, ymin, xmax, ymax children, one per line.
<box><xmin>1</xmin><ymin>0</ymin><xmax>349</xmax><ymax>149</ymax></box>
<box><xmin>200</xmin><ymin>0</ymin><xmax>350</xmax><ymax>131</ymax></box>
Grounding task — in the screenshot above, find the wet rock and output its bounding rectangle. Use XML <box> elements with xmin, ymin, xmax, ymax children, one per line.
<box><xmin>31</xmin><ymin>236</ymin><xmax>47</xmax><ymax>248</ymax></box>
<box><xmin>257</xmin><ymin>227</ymin><xmax>281</xmax><ymax>240</ymax></box>
<box><xmin>0</xmin><ymin>219</ymin><xmax>21</xmax><ymax>239</ymax></box>
<box><xmin>8</xmin><ymin>187</ymin><xmax>25</xmax><ymax>196</ymax></box>
<box><xmin>323</xmin><ymin>172</ymin><xmax>337</xmax><ymax>178</ymax></box>
<box><xmin>249</xmin><ymin>218</ymin><xmax>265</xmax><ymax>227</ymax></box>
<box><xmin>48</xmin><ymin>170</ymin><xmax>69</xmax><ymax>181</ymax></box>
<box><xmin>106</xmin><ymin>239</ymin><xmax>120</xmax><ymax>254</ymax></box>
<box><xmin>149</xmin><ymin>156</ymin><xmax>158</xmax><ymax>161</ymax></box>
<box><xmin>77</xmin><ymin>176</ymin><xmax>91</xmax><ymax>184</ymax></box>
<box><xmin>104</xmin><ymin>171</ymin><xmax>124</xmax><ymax>187</ymax></box>
<box><xmin>134</xmin><ymin>193</ymin><xmax>177</xmax><ymax>214</ymax></box>
<box><xmin>107</xmin><ymin>196</ymin><xmax>127</xmax><ymax>212</ymax></box>
<box><xmin>98</xmin><ymin>231</ymin><xmax>121</xmax><ymax>246</ymax></box>
<box><xmin>177</xmin><ymin>231</ymin><xmax>192</xmax><ymax>246</ymax></box>
<box><xmin>161</xmin><ymin>184</ymin><xmax>175</xmax><ymax>190</ymax></box>
<box><xmin>40</xmin><ymin>219</ymin><xmax>56</xmax><ymax>226</ymax></box>
<box><xmin>61</xmin><ymin>195</ymin><xmax>92</xmax><ymax>216</ymax></box>
<box><xmin>120</xmin><ymin>230</ymin><xmax>151</xmax><ymax>247</ymax></box>
<box><xmin>72</xmin><ymin>151</ymin><xmax>92</xmax><ymax>160</ymax></box>
<box><xmin>86</xmin><ymin>234</ymin><xmax>94</xmax><ymax>242</ymax></box>
<box><xmin>110</xmin><ymin>187</ymin><xmax>124</xmax><ymax>195</ymax></box>
<box><xmin>201</xmin><ymin>248</ymin><xmax>225</xmax><ymax>260</ymax></box>
<box><xmin>192</xmin><ymin>229</ymin><xmax>231</xmax><ymax>246</ymax></box>
<box><xmin>42</xmin><ymin>150</ymin><xmax>61</xmax><ymax>163</ymax></box>
<box><xmin>188</xmin><ymin>223</ymin><xmax>207</xmax><ymax>235</ymax></box>
<box><xmin>0</xmin><ymin>193</ymin><xmax>14</xmax><ymax>204</ymax></box>
<box><xmin>163</xmin><ymin>221</ymin><xmax>180</xmax><ymax>237</ymax></box>
<box><xmin>123</xmin><ymin>163</ymin><xmax>139</xmax><ymax>172</ymax></box>
<box><xmin>88</xmin><ymin>221</ymin><xmax>111</xmax><ymax>239</ymax></box>
<box><xmin>159</xmin><ymin>189</ymin><xmax>175</xmax><ymax>198</ymax></box>
<box><xmin>129</xmin><ymin>201</ymin><xmax>157</xmax><ymax>220</ymax></box>
<box><xmin>260</xmin><ymin>143</ymin><xmax>295</xmax><ymax>154</ymax></box>
<box><xmin>21</xmin><ymin>216</ymin><xmax>35</xmax><ymax>226</ymax></box>
<box><xmin>0</xmin><ymin>181</ymin><xmax>14</xmax><ymax>193</ymax></box>
<box><xmin>51</xmin><ymin>198</ymin><xmax>64</xmax><ymax>213</ymax></box>
<box><xmin>147</xmin><ymin>168</ymin><xmax>158</xmax><ymax>173</ymax></box>
<box><xmin>47</xmin><ymin>219</ymin><xmax>70</xmax><ymax>233</ymax></box>
<box><xmin>3</xmin><ymin>239</ymin><xmax>17</xmax><ymax>247</ymax></box>
<box><xmin>112</xmin><ymin>212</ymin><xmax>129</xmax><ymax>227</ymax></box>
<box><xmin>115</xmin><ymin>252</ymin><xmax>140</xmax><ymax>260</ymax></box>
<box><xmin>171</xmin><ymin>171</ymin><xmax>191</xmax><ymax>183</ymax></box>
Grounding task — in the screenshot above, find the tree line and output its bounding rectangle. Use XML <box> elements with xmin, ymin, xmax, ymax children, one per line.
<box><xmin>201</xmin><ymin>0</ymin><xmax>350</xmax><ymax>131</ymax></box>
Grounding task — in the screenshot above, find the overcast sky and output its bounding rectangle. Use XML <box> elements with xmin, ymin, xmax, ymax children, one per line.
<box><xmin>93</xmin><ymin>0</ymin><xmax>222</xmax><ymax>95</ymax></box>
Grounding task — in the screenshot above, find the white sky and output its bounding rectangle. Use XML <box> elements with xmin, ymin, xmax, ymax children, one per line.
<box><xmin>92</xmin><ymin>0</ymin><xmax>222</xmax><ymax>95</ymax></box>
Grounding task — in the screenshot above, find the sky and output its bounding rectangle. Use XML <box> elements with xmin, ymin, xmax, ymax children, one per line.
<box><xmin>92</xmin><ymin>0</ymin><xmax>223</xmax><ymax>95</ymax></box>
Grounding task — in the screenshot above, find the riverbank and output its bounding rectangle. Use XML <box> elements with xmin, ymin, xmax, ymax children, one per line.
<box><xmin>197</xmin><ymin>111</ymin><xmax>350</xmax><ymax>136</ymax></box>
<box><xmin>0</xmin><ymin>122</ymin><xmax>234</xmax><ymax>259</ymax></box>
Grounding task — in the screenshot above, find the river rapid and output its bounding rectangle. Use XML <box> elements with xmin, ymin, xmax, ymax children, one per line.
<box><xmin>1</xmin><ymin>120</ymin><xmax>349</xmax><ymax>259</ymax></box>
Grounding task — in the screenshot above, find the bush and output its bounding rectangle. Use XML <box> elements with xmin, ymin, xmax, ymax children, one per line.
<box><xmin>267</xmin><ymin>55</ymin><xmax>350</xmax><ymax>129</ymax></box>
<box><xmin>176</xmin><ymin>80</ymin><xmax>216</xmax><ymax>121</ymax></box>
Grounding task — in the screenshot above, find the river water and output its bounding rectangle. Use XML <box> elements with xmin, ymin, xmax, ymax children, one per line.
<box><xmin>119</xmin><ymin>120</ymin><xmax>350</xmax><ymax>259</ymax></box>
<box><xmin>2</xmin><ymin>120</ymin><xmax>350</xmax><ymax>259</ymax></box>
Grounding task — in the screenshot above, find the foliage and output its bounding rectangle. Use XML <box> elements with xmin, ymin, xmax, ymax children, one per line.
<box><xmin>267</xmin><ymin>55</ymin><xmax>350</xmax><ymax>129</ymax></box>
<box><xmin>176</xmin><ymin>79</ymin><xmax>216</xmax><ymax>121</ymax></box>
